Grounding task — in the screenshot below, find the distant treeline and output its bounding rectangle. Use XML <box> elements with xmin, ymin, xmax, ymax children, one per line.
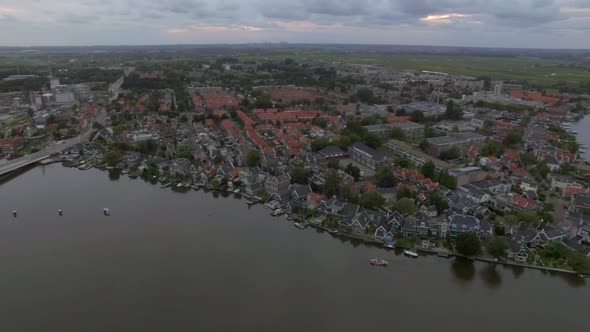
<box><xmin>0</xmin><ymin>77</ymin><xmax>47</xmax><ymax>93</ymax></box>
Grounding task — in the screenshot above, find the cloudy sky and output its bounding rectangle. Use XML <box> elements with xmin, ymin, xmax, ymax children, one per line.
<box><xmin>0</xmin><ymin>0</ymin><xmax>589</xmax><ymax>48</ymax></box>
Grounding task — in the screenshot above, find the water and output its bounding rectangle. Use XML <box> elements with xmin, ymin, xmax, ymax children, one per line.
<box><xmin>0</xmin><ymin>164</ymin><xmax>588</xmax><ymax>332</ymax></box>
<box><xmin>570</xmin><ymin>115</ymin><xmax>590</xmax><ymax>161</ymax></box>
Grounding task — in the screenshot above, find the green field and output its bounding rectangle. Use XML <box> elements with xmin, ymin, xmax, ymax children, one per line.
<box><xmin>244</xmin><ymin>52</ymin><xmax>590</xmax><ymax>89</ymax></box>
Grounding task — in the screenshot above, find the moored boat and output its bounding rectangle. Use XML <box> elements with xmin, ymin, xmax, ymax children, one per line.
<box><xmin>328</xmin><ymin>229</ymin><xmax>339</xmax><ymax>235</ymax></box>
<box><xmin>370</xmin><ymin>258</ymin><xmax>388</xmax><ymax>266</ymax></box>
<box><xmin>403</xmin><ymin>250</ymin><xmax>419</xmax><ymax>258</ymax></box>
<box><xmin>161</xmin><ymin>182</ymin><xmax>172</xmax><ymax>188</ymax></box>
<box><xmin>294</xmin><ymin>221</ymin><xmax>308</xmax><ymax>229</ymax></box>
<box><xmin>383</xmin><ymin>243</ymin><xmax>395</xmax><ymax>249</ymax></box>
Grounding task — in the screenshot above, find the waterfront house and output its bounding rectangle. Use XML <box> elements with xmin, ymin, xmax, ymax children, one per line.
<box><xmin>290</xmin><ymin>184</ymin><xmax>312</xmax><ymax>201</ymax></box>
<box><xmin>307</xmin><ymin>192</ymin><xmax>327</xmax><ymax>208</ymax></box>
<box><xmin>400</xmin><ymin>212</ymin><xmax>432</xmax><ymax>238</ymax></box>
<box><xmin>169</xmin><ymin>158</ymin><xmax>196</xmax><ymax>177</ymax></box>
<box><xmin>570</xmin><ymin>193</ymin><xmax>590</xmax><ymax>214</ymax></box>
<box><xmin>448</xmin><ymin>213</ymin><xmax>492</xmax><ymax>239</ymax></box>
<box><xmin>507</xmin><ymin>227</ymin><xmax>536</xmax><ymax>262</ymax></box>
<box><xmin>265</xmin><ymin>174</ymin><xmax>291</xmax><ymax>197</ymax></box>
<box><xmin>529</xmin><ymin>224</ymin><xmax>566</xmax><ymax>247</ymax></box>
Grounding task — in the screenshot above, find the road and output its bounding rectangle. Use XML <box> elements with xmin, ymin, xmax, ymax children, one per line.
<box><xmin>0</xmin><ymin>110</ymin><xmax>106</xmax><ymax>176</ymax></box>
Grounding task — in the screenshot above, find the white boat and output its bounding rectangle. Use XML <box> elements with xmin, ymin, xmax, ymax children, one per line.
<box><xmin>403</xmin><ymin>250</ymin><xmax>419</xmax><ymax>258</ymax></box>
<box><xmin>161</xmin><ymin>182</ymin><xmax>172</xmax><ymax>188</ymax></box>
<box><xmin>176</xmin><ymin>183</ymin><xmax>183</xmax><ymax>188</ymax></box>
<box><xmin>383</xmin><ymin>244</ymin><xmax>395</xmax><ymax>249</ymax></box>
<box><xmin>233</xmin><ymin>189</ymin><xmax>240</xmax><ymax>194</ymax></box>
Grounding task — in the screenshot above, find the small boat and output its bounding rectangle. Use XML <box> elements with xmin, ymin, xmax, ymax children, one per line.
<box><xmin>176</xmin><ymin>183</ymin><xmax>183</xmax><ymax>188</ymax></box>
<box><xmin>233</xmin><ymin>189</ymin><xmax>240</xmax><ymax>194</ymax></box>
<box><xmin>383</xmin><ymin>243</ymin><xmax>395</xmax><ymax>249</ymax></box>
<box><xmin>245</xmin><ymin>199</ymin><xmax>257</xmax><ymax>205</ymax></box>
<box><xmin>328</xmin><ymin>229</ymin><xmax>339</xmax><ymax>235</ymax></box>
<box><xmin>191</xmin><ymin>185</ymin><xmax>200</xmax><ymax>190</ymax></box>
<box><xmin>370</xmin><ymin>258</ymin><xmax>388</xmax><ymax>266</ymax></box>
<box><xmin>294</xmin><ymin>222</ymin><xmax>308</xmax><ymax>229</ymax></box>
<box><xmin>285</xmin><ymin>214</ymin><xmax>294</xmax><ymax>221</ymax></box>
<box><xmin>270</xmin><ymin>208</ymin><xmax>284</xmax><ymax>216</ymax></box>
<box><xmin>161</xmin><ymin>182</ymin><xmax>172</xmax><ymax>188</ymax></box>
<box><xmin>184</xmin><ymin>183</ymin><xmax>191</xmax><ymax>188</ymax></box>
<box><xmin>403</xmin><ymin>250</ymin><xmax>419</xmax><ymax>258</ymax></box>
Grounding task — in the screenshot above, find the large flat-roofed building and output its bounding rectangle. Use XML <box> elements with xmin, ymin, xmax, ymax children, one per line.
<box><xmin>449</xmin><ymin>166</ymin><xmax>488</xmax><ymax>186</ymax></box>
<box><xmin>398</xmin><ymin>102</ymin><xmax>446</xmax><ymax>118</ymax></box>
<box><xmin>426</xmin><ymin>132</ymin><xmax>486</xmax><ymax>157</ymax></box>
<box><xmin>384</xmin><ymin>139</ymin><xmax>451</xmax><ymax>173</ymax></box>
<box><xmin>348</xmin><ymin>142</ymin><xmax>388</xmax><ymax>170</ymax></box>
<box><xmin>390</xmin><ymin>121</ymin><xmax>425</xmax><ymax>140</ymax></box>
<box><xmin>364</xmin><ymin>122</ymin><xmax>424</xmax><ymax>140</ymax></box>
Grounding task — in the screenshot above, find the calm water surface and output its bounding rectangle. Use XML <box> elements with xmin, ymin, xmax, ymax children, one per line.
<box><xmin>571</xmin><ymin>115</ymin><xmax>590</xmax><ymax>161</ymax></box>
<box><xmin>0</xmin><ymin>164</ymin><xmax>588</xmax><ymax>332</ymax></box>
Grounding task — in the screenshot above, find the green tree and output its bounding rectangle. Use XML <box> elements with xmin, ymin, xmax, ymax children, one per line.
<box><xmin>410</xmin><ymin>111</ymin><xmax>425</xmax><ymax>123</ymax></box>
<box><xmin>391</xmin><ymin>127</ymin><xmax>406</xmax><ymax>140</ymax></box>
<box><xmin>393</xmin><ymin>197</ymin><xmax>418</xmax><ymax>216</ymax></box>
<box><xmin>104</xmin><ymin>151</ymin><xmax>119</xmax><ymax>167</ymax></box>
<box><xmin>323</xmin><ymin>170</ymin><xmax>341</xmax><ymax>198</ymax></box>
<box><xmin>427</xmin><ymin>192</ymin><xmax>448</xmax><ymax>215</ymax></box>
<box><xmin>503</xmin><ymin>129</ymin><xmax>523</xmax><ymax>147</ymax></box>
<box><xmin>345</xmin><ymin>163</ymin><xmax>361</xmax><ymax>181</ymax></box>
<box><xmin>439</xmin><ymin>146</ymin><xmax>461</xmax><ymax>160</ymax></box>
<box><xmin>535</xmin><ymin>162</ymin><xmax>551</xmax><ymax>179</ymax></box>
<box><xmin>176</xmin><ymin>144</ymin><xmax>191</xmax><ymax>159</ymax></box>
<box><xmin>363</xmin><ymin>132</ymin><xmax>383</xmax><ymax>149</ymax></box>
<box><xmin>289</xmin><ymin>166</ymin><xmax>308</xmax><ymax>184</ymax></box>
<box><xmin>455</xmin><ymin>233</ymin><xmax>482</xmax><ymax>256</ymax></box>
<box><xmin>438</xmin><ymin>170</ymin><xmax>457</xmax><ymax>190</ymax></box>
<box><xmin>359</xmin><ymin>191</ymin><xmax>385</xmax><ymax>209</ymax></box>
<box><xmin>420</xmin><ymin>160</ymin><xmax>436</xmax><ymax>180</ymax></box>
<box><xmin>481</xmin><ymin>140</ymin><xmax>504</xmax><ymax>157</ymax></box>
<box><xmin>485</xmin><ymin>236</ymin><xmax>509</xmax><ymax>258</ymax></box>
<box><xmin>445</xmin><ymin>100</ymin><xmax>463</xmax><ymax>120</ymax></box>
<box><xmin>519</xmin><ymin>152</ymin><xmax>537</xmax><ymax>168</ymax></box>
<box><xmin>311</xmin><ymin>138</ymin><xmax>330</xmax><ymax>152</ymax></box>
<box><xmin>356</xmin><ymin>87</ymin><xmax>375</xmax><ymax>104</ymax></box>
<box><xmin>376</xmin><ymin>166</ymin><xmax>397</xmax><ymax>187</ymax></box>
<box><xmin>246</xmin><ymin>149</ymin><xmax>261</xmax><ymax>167</ymax></box>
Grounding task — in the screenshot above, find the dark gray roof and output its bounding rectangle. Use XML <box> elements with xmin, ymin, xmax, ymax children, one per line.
<box><xmin>318</xmin><ymin>145</ymin><xmax>346</xmax><ymax>157</ymax></box>
<box><xmin>349</xmin><ymin>142</ymin><xmax>387</xmax><ymax>162</ymax></box>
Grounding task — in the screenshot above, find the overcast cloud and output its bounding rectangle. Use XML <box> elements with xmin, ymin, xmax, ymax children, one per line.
<box><xmin>0</xmin><ymin>0</ymin><xmax>588</xmax><ymax>48</ymax></box>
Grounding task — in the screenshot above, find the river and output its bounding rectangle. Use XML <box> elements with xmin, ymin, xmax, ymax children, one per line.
<box><xmin>570</xmin><ymin>115</ymin><xmax>590</xmax><ymax>161</ymax></box>
<box><xmin>0</xmin><ymin>164</ymin><xmax>588</xmax><ymax>332</ymax></box>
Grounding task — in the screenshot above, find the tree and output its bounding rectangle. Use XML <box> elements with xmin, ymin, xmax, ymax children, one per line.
<box><xmin>246</xmin><ymin>149</ymin><xmax>261</xmax><ymax>167</ymax></box>
<box><xmin>445</xmin><ymin>100</ymin><xmax>463</xmax><ymax>120</ymax></box>
<box><xmin>519</xmin><ymin>152</ymin><xmax>537</xmax><ymax>168</ymax></box>
<box><xmin>396</xmin><ymin>187</ymin><xmax>414</xmax><ymax>200</ymax></box>
<box><xmin>363</xmin><ymin>132</ymin><xmax>383</xmax><ymax>149</ymax></box>
<box><xmin>375</xmin><ymin>166</ymin><xmax>396</xmax><ymax>187</ymax></box>
<box><xmin>391</xmin><ymin>127</ymin><xmax>406</xmax><ymax>140</ymax></box>
<box><xmin>420</xmin><ymin>160</ymin><xmax>436</xmax><ymax>180</ymax></box>
<box><xmin>136</xmin><ymin>139</ymin><xmax>158</xmax><ymax>155</ymax></box>
<box><xmin>504</xmin><ymin>129</ymin><xmax>523</xmax><ymax>147</ymax></box>
<box><xmin>356</xmin><ymin>87</ymin><xmax>375</xmax><ymax>104</ymax></box>
<box><xmin>312</xmin><ymin>117</ymin><xmax>328</xmax><ymax>128</ymax></box>
<box><xmin>393</xmin><ymin>198</ymin><xmax>418</xmax><ymax>216</ymax></box>
<box><xmin>455</xmin><ymin>233</ymin><xmax>482</xmax><ymax>256</ymax></box>
<box><xmin>439</xmin><ymin>147</ymin><xmax>460</xmax><ymax>160</ymax></box>
<box><xmin>410</xmin><ymin>110</ymin><xmax>425</xmax><ymax>123</ymax></box>
<box><xmin>323</xmin><ymin>170</ymin><xmax>341</xmax><ymax>197</ymax></box>
<box><xmin>311</xmin><ymin>138</ymin><xmax>330</xmax><ymax>152</ymax></box>
<box><xmin>359</xmin><ymin>191</ymin><xmax>385</xmax><ymax>209</ymax></box>
<box><xmin>427</xmin><ymin>192</ymin><xmax>448</xmax><ymax>215</ymax></box>
<box><xmin>176</xmin><ymin>144</ymin><xmax>191</xmax><ymax>159</ymax></box>
<box><xmin>535</xmin><ymin>162</ymin><xmax>551</xmax><ymax>179</ymax></box>
<box><xmin>289</xmin><ymin>166</ymin><xmax>308</xmax><ymax>184</ymax></box>
<box><xmin>481</xmin><ymin>140</ymin><xmax>504</xmax><ymax>157</ymax></box>
<box><xmin>345</xmin><ymin>163</ymin><xmax>361</xmax><ymax>181</ymax></box>
<box><xmin>485</xmin><ymin>236</ymin><xmax>509</xmax><ymax>258</ymax></box>
<box><xmin>104</xmin><ymin>151</ymin><xmax>119</xmax><ymax>167</ymax></box>
<box><xmin>438</xmin><ymin>170</ymin><xmax>457</xmax><ymax>190</ymax></box>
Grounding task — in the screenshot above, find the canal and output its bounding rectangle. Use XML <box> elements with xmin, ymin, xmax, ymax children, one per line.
<box><xmin>570</xmin><ymin>115</ymin><xmax>590</xmax><ymax>161</ymax></box>
<box><xmin>0</xmin><ymin>164</ymin><xmax>588</xmax><ymax>332</ymax></box>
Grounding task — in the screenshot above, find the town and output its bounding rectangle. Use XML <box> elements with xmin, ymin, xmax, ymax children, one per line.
<box><xmin>2</xmin><ymin>46</ymin><xmax>590</xmax><ymax>275</ymax></box>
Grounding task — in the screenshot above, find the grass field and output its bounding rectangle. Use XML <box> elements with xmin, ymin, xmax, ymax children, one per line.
<box><xmin>244</xmin><ymin>52</ymin><xmax>590</xmax><ymax>88</ymax></box>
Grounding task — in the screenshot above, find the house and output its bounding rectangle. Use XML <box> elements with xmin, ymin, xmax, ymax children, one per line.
<box><xmin>348</xmin><ymin>142</ymin><xmax>388</xmax><ymax>170</ymax></box>
<box><xmin>290</xmin><ymin>184</ymin><xmax>312</xmax><ymax>201</ymax></box>
<box><xmin>550</xmin><ymin>175</ymin><xmax>581</xmax><ymax>194</ymax></box>
<box><xmin>507</xmin><ymin>227</ymin><xmax>536</xmax><ymax>262</ymax></box>
<box><xmin>529</xmin><ymin>225</ymin><xmax>566</xmax><ymax>247</ymax></box>
<box><xmin>459</xmin><ymin>184</ymin><xmax>491</xmax><ymax>204</ymax></box>
<box><xmin>169</xmin><ymin>158</ymin><xmax>196</xmax><ymax>177</ymax></box>
<box><xmin>577</xmin><ymin>224</ymin><xmax>590</xmax><ymax>245</ymax></box>
<box><xmin>449</xmin><ymin>166</ymin><xmax>487</xmax><ymax>186</ymax></box>
<box><xmin>374</xmin><ymin>212</ymin><xmax>402</xmax><ymax>242</ymax></box>
<box><xmin>0</xmin><ymin>138</ymin><xmax>25</xmax><ymax>154</ymax></box>
<box><xmin>448</xmin><ymin>213</ymin><xmax>492</xmax><ymax>239</ymax></box>
<box><xmin>216</xmin><ymin>160</ymin><xmax>236</xmax><ymax>180</ymax></box>
<box><xmin>400</xmin><ymin>212</ymin><xmax>431</xmax><ymax>238</ymax></box>
<box><xmin>307</xmin><ymin>192</ymin><xmax>327</xmax><ymax>208</ymax></box>
<box><xmin>544</xmin><ymin>155</ymin><xmax>560</xmax><ymax>171</ymax></box>
<box><xmin>471</xmin><ymin>179</ymin><xmax>511</xmax><ymax>194</ymax></box>
<box><xmin>264</xmin><ymin>174</ymin><xmax>291</xmax><ymax>197</ymax></box>
<box><xmin>503</xmin><ymin>194</ymin><xmax>539</xmax><ymax>212</ymax></box>
<box><xmin>470</xmin><ymin>113</ymin><xmax>487</xmax><ymax>129</ymax></box>
<box><xmin>570</xmin><ymin>193</ymin><xmax>590</xmax><ymax>214</ymax></box>
<box><xmin>426</xmin><ymin>132</ymin><xmax>486</xmax><ymax>157</ymax></box>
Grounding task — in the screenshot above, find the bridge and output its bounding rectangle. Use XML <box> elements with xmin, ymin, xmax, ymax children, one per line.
<box><xmin>0</xmin><ymin>109</ymin><xmax>105</xmax><ymax>177</ymax></box>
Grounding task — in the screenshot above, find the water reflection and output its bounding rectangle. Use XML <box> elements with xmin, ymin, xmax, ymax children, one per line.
<box><xmin>510</xmin><ymin>265</ymin><xmax>525</xmax><ymax>279</ymax></box>
<box><xmin>480</xmin><ymin>264</ymin><xmax>502</xmax><ymax>289</ymax></box>
<box><xmin>108</xmin><ymin>170</ymin><xmax>120</xmax><ymax>181</ymax></box>
<box><xmin>451</xmin><ymin>258</ymin><xmax>476</xmax><ymax>283</ymax></box>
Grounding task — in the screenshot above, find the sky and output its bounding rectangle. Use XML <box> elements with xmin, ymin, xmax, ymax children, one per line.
<box><xmin>0</xmin><ymin>0</ymin><xmax>589</xmax><ymax>48</ymax></box>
